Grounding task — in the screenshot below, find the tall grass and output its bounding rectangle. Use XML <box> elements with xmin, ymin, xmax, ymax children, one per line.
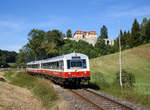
<box><xmin>4</xmin><ymin>70</ymin><xmax>57</xmax><ymax>110</ymax></box>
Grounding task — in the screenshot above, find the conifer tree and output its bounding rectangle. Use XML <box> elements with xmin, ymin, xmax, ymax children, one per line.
<box><xmin>131</xmin><ymin>19</ymin><xmax>140</xmax><ymax>47</ymax></box>
<box><xmin>66</xmin><ymin>29</ymin><xmax>72</xmax><ymax>38</ymax></box>
<box><xmin>126</xmin><ymin>31</ymin><xmax>131</xmax><ymax>48</ymax></box>
<box><xmin>145</xmin><ymin>20</ymin><xmax>150</xmax><ymax>42</ymax></box>
<box><xmin>100</xmin><ymin>25</ymin><xmax>108</xmax><ymax>39</ymax></box>
<box><xmin>140</xmin><ymin>18</ymin><xmax>148</xmax><ymax>44</ymax></box>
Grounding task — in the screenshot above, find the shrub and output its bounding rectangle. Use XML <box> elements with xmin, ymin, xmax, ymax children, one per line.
<box><xmin>114</xmin><ymin>69</ymin><xmax>135</xmax><ymax>88</ymax></box>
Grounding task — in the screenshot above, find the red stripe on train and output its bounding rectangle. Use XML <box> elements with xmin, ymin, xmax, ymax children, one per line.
<box><xmin>26</xmin><ymin>69</ymin><xmax>90</xmax><ymax>78</ymax></box>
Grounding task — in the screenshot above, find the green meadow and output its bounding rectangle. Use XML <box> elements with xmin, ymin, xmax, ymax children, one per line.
<box><xmin>90</xmin><ymin>43</ymin><xmax>150</xmax><ymax>108</ymax></box>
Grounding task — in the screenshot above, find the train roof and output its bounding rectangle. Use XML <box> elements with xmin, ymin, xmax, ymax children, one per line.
<box><xmin>27</xmin><ymin>53</ymin><xmax>88</xmax><ymax>65</ymax></box>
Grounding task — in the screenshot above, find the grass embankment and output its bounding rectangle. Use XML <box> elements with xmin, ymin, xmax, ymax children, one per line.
<box><xmin>90</xmin><ymin>43</ymin><xmax>150</xmax><ymax>109</ymax></box>
<box><xmin>3</xmin><ymin>70</ymin><xmax>57</xmax><ymax>110</ymax></box>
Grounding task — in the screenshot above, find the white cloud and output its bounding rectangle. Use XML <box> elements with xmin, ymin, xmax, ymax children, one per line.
<box><xmin>107</xmin><ymin>5</ymin><xmax>150</xmax><ymax>17</ymax></box>
<box><xmin>0</xmin><ymin>21</ymin><xmax>22</xmax><ymax>30</ymax></box>
<box><xmin>32</xmin><ymin>22</ymin><xmax>58</xmax><ymax>28</ymax></box>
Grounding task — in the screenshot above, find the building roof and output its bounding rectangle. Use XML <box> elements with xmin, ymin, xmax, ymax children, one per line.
<box><xmin>74</xmin><ymin>30</ymin><xmax>97</xmax><ymax>35</ymax></box>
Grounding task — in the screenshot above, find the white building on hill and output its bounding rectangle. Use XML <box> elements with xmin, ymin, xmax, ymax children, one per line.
<box><xmin>104</xmin><ymin>39</ymin><xmax>114</xmax><ymax>46</ymax></box>
<box><xmin>65</xmin><ymin>30</ymin><xmax>114</xmax><ymax>46</ymax></box>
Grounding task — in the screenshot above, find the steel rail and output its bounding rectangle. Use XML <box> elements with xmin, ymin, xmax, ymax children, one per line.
<box><xmin>70</xmin><ymin>89</ymin><xmax>104</xmax><ymax>110</ymax></box>
<box><xmin>85</xmin><ymin>89</ymin><xmax>134</xmax><ymax>110</ymax></box>
<box><xmin>69</xmin><ymin>89</ymin><xmax>134</xmax><ymax>110</ymax></box>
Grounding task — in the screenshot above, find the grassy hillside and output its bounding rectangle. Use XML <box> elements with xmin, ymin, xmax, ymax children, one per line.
<box><xmin>90</xmin><ymin>43</ymin><xmax>150</xmax><ymax>108</ymax></box>
<box><xmin>90</xmin><ymin>43</ymin><xmax>150</xmax><ymax>89</ymax></box>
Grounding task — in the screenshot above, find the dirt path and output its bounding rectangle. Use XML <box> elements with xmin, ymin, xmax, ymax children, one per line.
<box><xmin>0</xmin><ymin>72</ymin><xmax>46</xmax><ymax>110</ymax></box>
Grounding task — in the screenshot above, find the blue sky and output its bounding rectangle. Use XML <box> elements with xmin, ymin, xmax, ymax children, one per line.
<box><xmin>0</xmin><ymin>0</ymin><xmax>150</xmax><ymax>52</ymax></box>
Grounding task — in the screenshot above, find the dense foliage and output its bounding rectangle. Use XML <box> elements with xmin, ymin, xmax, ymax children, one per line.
<box><xmin>16</xmin><ymin>17</ymin><xmax>150</xmax><ymax>65</ymax></box>
<box><xmin>0</xmin><ymin>49</ymin><xmax>17</xmax><ymax>67</ymax></box>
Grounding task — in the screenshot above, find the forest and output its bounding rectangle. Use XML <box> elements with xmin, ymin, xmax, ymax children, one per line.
<box><xmin>0</xmin><ymin>49</ymin><xmax>17</xmax><ymax>67</ymax></box>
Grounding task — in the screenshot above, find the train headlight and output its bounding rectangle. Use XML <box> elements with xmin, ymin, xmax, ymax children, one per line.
<box><xmin>68</xmin><ymin>72</ymin><xmax>71</xmax><ymax>75</ymax></box>
<box><xmin>84</xmin><ymin>71</ymin><xmax>86</xmax><ymax>74</ymax></box>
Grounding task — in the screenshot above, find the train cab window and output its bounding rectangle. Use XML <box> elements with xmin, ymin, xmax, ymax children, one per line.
<box><xmin>71</xmin><ymin>60</ymin><xmax>82</xmax><ymax>67</ymax></box>
<box><xmin>67</xmin><ymin>59</ymin><xmax>87</xmax><ymax>69</ymax></box>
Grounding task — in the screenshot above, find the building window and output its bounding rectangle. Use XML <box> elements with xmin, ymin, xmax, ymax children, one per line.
<box><xmin>107</xmin><ymin>40</ymin><xmax>109</xmax><ymax>45</ymax></box>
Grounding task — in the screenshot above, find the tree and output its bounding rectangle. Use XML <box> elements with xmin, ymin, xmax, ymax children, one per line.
<box><xmin>95</xmin><ymin>38</ymin><xmax>111</xmax><ymax>56</ymax></box>
<box><xmin>41</xmin><ymin>30</ymin><xmax>64</xmax><ymax>57</ymax></box>
<box><xmin>122</xmin><ymin>31</ymin><xmax>128</xmax><ymax>49</ymax></box>
<box><xmin>28</xmin><ymin>29</ymin><xmax>45</xmax><ymax>60</ymax></box>
<box><xmin>144</xmin><ymin>20</ymin><xmax>150</xmax><ymax>43</ymax></box>
<box><xmin>111</xmin><ymin>39</ymin><xmax>119</xmax><ymax>53</ymax></box>
<box><xmin>140</xmin><ymin>18</ymin><xmax>148</xmax><ymax>44</ymax></box>
<box><xmin>60</xmin><ymin>39</ymin><xmax>98</xmax><ymax>59</ymax></box>
<box><xmin>59</xmin><ymin>40</ymin><xmax>77</xmax><ymax>55</ymax></box>
<box><xmin>118</xmin><ymin>30</ymin><xmax>126</xmax><ymax>49</ymax></box>
<box><xmin>141</xmin><ymin>17</ymin><xmax>148</xmax><ymax>29</ymax></box>
<box><xmin>126</xmin><ymin>31</ymin><xmax>131</xmax><ymax>48</ymax></box>
<box><xmin>0</xmin><ymin>49</ymin><xmax>17</xmax><ymax>67</ymax></box>
<box><xmin>66</xmin><ymin>29</ymin><xmax>72</xmax><ymax>38</ymax></box>
<box><xmin>131</xmin><ymin>19</ymin><xmax>141</xmax><ymax>47</ymax></box>
<box><xmin>16</xmin><ymin>44</ymin><xmax>34</xmax><ymax>66</ymax></box>
<box><xmin>100</xmin><ymin>25</ymin><xmax>108</xmax><ymax>39</ymax></box>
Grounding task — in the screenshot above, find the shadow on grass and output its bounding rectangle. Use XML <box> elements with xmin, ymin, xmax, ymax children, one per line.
<box><xmin>88</xmin><ymin>82</ymin><xmax>100</xmax><ymax>90</ymax></box>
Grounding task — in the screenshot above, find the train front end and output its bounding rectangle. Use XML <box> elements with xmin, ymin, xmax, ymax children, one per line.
<box><xmin>63</xmin><ymin>53</ymin><xmax>90</xmax><ymax>85</ymax></box>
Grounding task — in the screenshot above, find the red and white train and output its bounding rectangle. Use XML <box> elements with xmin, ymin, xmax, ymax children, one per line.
<box><xmin>26</xmin><ymin>53</ymin><xmax>90</xmax><ymax>85</ymax></box>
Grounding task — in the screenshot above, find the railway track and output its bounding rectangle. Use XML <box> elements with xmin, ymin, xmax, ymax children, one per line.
<box><xmin>69</xmin><ymin>88</ymin><xmax>134</xmax><ymax>110</ymax></box>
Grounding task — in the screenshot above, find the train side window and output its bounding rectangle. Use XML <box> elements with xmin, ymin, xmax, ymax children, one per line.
<box><xmin>56</xmin><ymin>62</ymin><xmax>59</xmax><ymax>69</ymax></box>
<box><xmin>49</xmin><ymin>62</ymin><xmax>53</xmax><ymax>69</ymax></box>
<box><xmin>67</xmin><ymin>60</ymin><xmax>70</xmax><ymax>69</ymax></box>
<box><xmin>41</xmin><ymin>61</ymin><xmax>64</xmax><ymax>70</ymax></box>
<box><xmin>59</xmin><ymin>61</ymin><xmax>64</xmax><ymax>70</ymax></box>
<box><xmin>82</xmin><ymin>59</ymin><xmax>87</xmax><ymax>68</ymax></box>
<box><xmin>27</xmin><ymin>65</ymin><xmax>29</xmax><ymax>68</ymax></box>
<box><xmin>32</xmin><ymin>64</ymin><xmax>39</xmax><ymax>68</ymax></box>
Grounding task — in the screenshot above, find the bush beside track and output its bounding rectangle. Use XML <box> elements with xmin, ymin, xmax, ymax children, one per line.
<box><xmin>3</xmin><ymin>70</ymin><xmax>57</xmax><ymax>110</ymax></box>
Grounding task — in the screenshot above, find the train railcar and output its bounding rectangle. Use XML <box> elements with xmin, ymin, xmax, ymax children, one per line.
<box><xmin>26</xmin><ymin>53</ymin><xmax>90</xmax><ymax>85</ymax></box>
